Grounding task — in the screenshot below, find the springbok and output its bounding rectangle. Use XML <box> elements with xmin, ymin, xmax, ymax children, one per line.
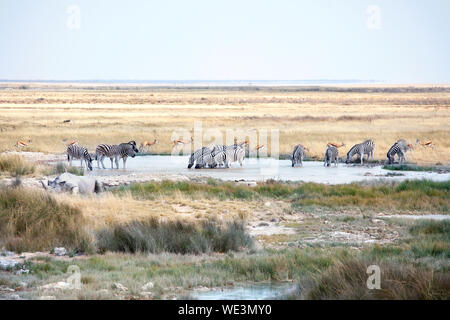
<box><xmin>327</xmin><ymin>142</ymin><xmax>345</xmax><ymax>148</ymax></box>
<box><xmin>173</xmin><ymin>137</ymin><xmax>193</xmax><ymax>146</ymax></box>
<box><xmin>139</xmin><ymin>139</ymin><xmax>158</xmax><ymax>152</ymax></box>
<box><xmin>416</xmin><ymin>139</ymin><xmax>434</xmax><ymax>149</ymax></box>
<box><xmin>15</xmin><ymin>140</ymin><xmax>32</xmax><ymax>147</ymax></box>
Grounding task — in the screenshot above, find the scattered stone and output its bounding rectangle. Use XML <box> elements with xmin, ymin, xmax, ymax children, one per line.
<box><xmin>16</xmin><ymin>269</ymin><xmax>30</xmax><ymax>275</ymax></box>
<box><xmin>264</xmin><ymin>201</ymin><xmax>271</xmax><ymax>207</ymax></box>
<box><xmin>257</xmin><ymin>222</ymin><xmax>269</xmax><ymax>227</ymax></box>
<box><xmin>270</xmin><ymin>218</ymin><xmax>279</xmax><ymax>223</ymax></box>
<box><xmin>53</xmin><ymin>247</ymin><xmax>67</xmax><ymax>256</ymax></box>
<box><xmin>10</xmin><ymin>294</ymin><xmax>21</xmax><ymax>300</ymax></box>
<box><xmin>39</xmin><ymin>281</ymin><xmax>77</xmax><ymax>290</ymax></box>
<box><xmin>140</xmin><ymin>291</ymin><xmax>153</xmax><ymax>298</ymax></box>
<box><xmin>113</xmin><ymin>283</ymin><xmax>128</xmax><ymax>292</ymax></box>
<box><xmin>0</xmin><ymin>259</ymin><xmax>18</xmax><ymax>270</ymax></box>
<box><xmin>141</xmin><ymin>281</ymin><xmax>154</xmax><ymax>291</ymax></box>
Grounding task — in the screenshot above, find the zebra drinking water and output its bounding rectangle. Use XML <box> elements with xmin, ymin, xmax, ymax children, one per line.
<box><xmin>324</xmin><ymin>146</ymin><xmax>339</xmax><ymax>167</ymax></box>
<box><xmin>66</xmin><ymin>143</ymin><xmax>93</xmax><ymax>171</ymax></box>
<box><xmin>292</xmin><ymin>144</ymin><xmax>306</xmax><ymax>167</ymax></box>
<box><xmin>224</xmin><ymin>141</ymin><xmax>247</xmax><ymax>168</ymax></box>
<box><xmin>95</xmin><ymin>141</ymin><xmax>138</xmax><ymax>169</ymax></box>
<box><xmin>188</xmin><ymin>147</ymin><xmax>216</xmax><ymax>169</ymax></box>
<box><xmin>387</xmin><ymin>140</ymin><xmax>412</xmax><ymax>164</ymax></box>
<box><xmin>345</xmin><ymin>139</ymin><xmax>375</xmax><ymax>164</ymax></box>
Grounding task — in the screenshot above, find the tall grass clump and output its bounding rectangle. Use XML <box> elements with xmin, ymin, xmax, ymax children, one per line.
<box><xmin>0</xmin><ymin>155</ymin><xmax>35</xmax><ymax>176</ymax></box>
<box><xmin>0</xmin><ymin>187</ymin><xmax>90</xmax><ymax>252</ymax></box>
<box><xmin>298</xmin><ymin>257</ymin><xmax>450</xmax><ymax>300</ymax></box>
<box><xmin>95</xmin><ymin>218</ymin><xmax>253</xmax><ymax>254</ymax></box>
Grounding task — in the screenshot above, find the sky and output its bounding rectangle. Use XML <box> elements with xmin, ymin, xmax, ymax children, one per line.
<box><xmin>0</xmin><ymin>0</ymin><xmax>449</xmax><ymax>82</ymax></box>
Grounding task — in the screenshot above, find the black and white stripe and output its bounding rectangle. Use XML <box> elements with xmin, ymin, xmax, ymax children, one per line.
<box><xmin>292</xmin><ymin>144</ymin><xmax>306</xmax><ymax>167</ymax></box>
<box><xmin>67</xmin><ymin>144</ymin><xmax>93</xmax><ymax>171</ymax></box>
<box><xmin>224</xmin><ymin>142</ymin><xmax>246</xmax><ymax>168</ymax></box>
<box><xmin>386</xmin><ymin>143</ymin><xmax>405</xmax><ymax>164</ymax></box>
<box><xmin>324</xmin><ymin>146</ymin><xmax>339</xmax><ymax>167</ymax></box>
<box><xmin>96</xmin><ymin>141</ymin><xmax>138</xmax><ymax>169</ymax></box>
<box><xmin>345</xmin><ymin>139</ymin><xmax>375</xmax><ymax>164</ymax></box>
<box><xmin>188</xmin><ymin>147</ymin><xmax>216</xmax><ymax>169</ymax></box>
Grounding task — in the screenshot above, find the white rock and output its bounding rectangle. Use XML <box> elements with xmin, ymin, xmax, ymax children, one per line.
<box><xmin>264</xmin><ymin>201</ymin><xmax>271</xmax><ymax>207</ymax></box>
<box><xmin>0</xmin><ymin>259</ymin><xmax>18</xmax><ymax>270</ymax></box>
<box><xmin>39</xmin><ymin>281</ymin><xmax>77</xmax><ymax>290</ymax></box>
<box><xmin>140</xmin><ymin>291</ymin><xmax>153</xmax><ymax>298</ymax></box>
<box><xmin>97</xmin><ymin>289</ymin><xmax>109</xmax><ymax>295</ymax></box>
<box><xmin>39</xmin><ymin>296</ymin><xmax>56</xmax><ymax>300</ymax></box>
<box><xmin>16</xmin><ymin>269</ymin><xmax>30</xmax><ymax>275</ymax></box>
<box><xmin>53</xmin><ymin>247</ymin><xmax>67</xmax><ymax>256</ymax></box>
<box><xmin>10</xmin><ymin>294</ymin><xmax>21</xmax><ymax>300</ymax></box>
<box><xmin>141</xmin><ymin>281</ymin><xmax>154</xmax><ymax>291</ymax></box>
<box><xmin>113</xmin><ymin>283</ymin><xmax>128</xmax><ymax>292</ymax></box>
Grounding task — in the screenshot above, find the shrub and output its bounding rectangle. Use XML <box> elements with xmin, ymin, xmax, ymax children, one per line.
<box><xmin>0</xmin><ymin>187</ymin><xmax>90</xmax><ymax>252</ymax></box>
<box><xmin>95</xmin><ymin>218</ymin><xmax>253</xmax><ymax>254</ymax></box>
<box><xmin>297</xmin><ymin>258</ymin><xmax>450</xmax><ymax>299</ymax></box>
<box><xmin>0</xmin><ymin>155</ymin><xmax>35</xmax><ymax>176</ymax></box>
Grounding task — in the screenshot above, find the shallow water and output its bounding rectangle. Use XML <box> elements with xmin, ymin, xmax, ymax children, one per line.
<box><xmin>189</xmin><ymin>283</ymin><xmax>295</xmax><ymax>300</ymax></box>
<box><xmin>84</xmin><ymin>155</ymin><xmax>450</xmax><ymax>184</ymax></box>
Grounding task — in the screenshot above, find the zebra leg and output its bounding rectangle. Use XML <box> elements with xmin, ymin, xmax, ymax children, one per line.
<box><xmin>115</xmin><ymin>156</ymin><xmax>119</xmax><ymax>169</ymax></box>
<box><xmin>123</xmin><ymin>157</ymin><xmax>127</xmax><ymax>169</ymax></box>
<box><xmin>68</xmin><ymin>155</ymin><xmax>72</xmax><ymax>167</ymax></box>
<box><xmin>109</xmin><ymin>157</ymin><xmax>114</xmax><ymax>169</ymax></box>
<box><xmin>360</xmin><ymin>152</ymin><xmax>364</xmax><ymax>165</ymax></box>
<box><xmin>100</xmin><ymin>156</ymin><xmax>107</xmax><ymax>169</ymax></box>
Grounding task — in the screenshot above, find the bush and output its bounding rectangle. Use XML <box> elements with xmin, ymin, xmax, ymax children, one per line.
<box><xmin>296</xmin><ymin>258</ymin><xmax>450</xmax><ymax>299</ymax></box>
<box><xmin>95</xmin><ymin>218</ymin><xmax>253</xmax><ymax>254</ymax></box>
<box><xmin>0</xmin><ymin>155</ymin><xmax>35</xmax><ymax>176</ymax></box>
<box><xmin>0</xmin><ymin>187</ymin><xmax>90</xmax><ymax>252</ymax></box>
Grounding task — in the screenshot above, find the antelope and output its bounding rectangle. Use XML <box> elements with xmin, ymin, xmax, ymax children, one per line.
<box><xmin>416</xmin><ymin>139</ymin><xmax>434</xmax><ymax>149</ymax></box>
<box><xmin>65</xmin><ymin>140</ymin><xmax>77</xmax><ymax>146</ymax></box>
<box><xmin>173</xmin><ymin>137</ymin><xmax>193</xmax><ymax>146</ymax></box>
<box><xmin>16</xmin><ymin>140</ymin><xmax>32</xmax><ymax>147</ymax></box>
<box><xmin>327</xmin><ymin>142</ymin><xmax>345</xmax><ymax>148</ymax></box>
<box><xmin>255</xmin><ymin>144</ymin><xmax>264</xmax><ymax>151</ymax></box>
<box><xmin>139</xmin><ymin>139</ymin><xmax>158</xmax><ymax>152</ymax></box>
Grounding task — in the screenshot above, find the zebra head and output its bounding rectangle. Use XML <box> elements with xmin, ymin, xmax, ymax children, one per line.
<box><xmin>86</xmin><ymin>153</ymin><xmax>93</xmax><ymax>171</ymax></box>
<box><xmin>128</xmin><ymin>141</ymin><xmax>139</xmax><ymax>156</ymax></box>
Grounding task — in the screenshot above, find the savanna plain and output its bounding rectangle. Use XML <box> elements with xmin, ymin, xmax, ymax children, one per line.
<box><xmin>0</xmin><ymin>83</ymin><xmax>449</xmax><ymax>300</ymax></box>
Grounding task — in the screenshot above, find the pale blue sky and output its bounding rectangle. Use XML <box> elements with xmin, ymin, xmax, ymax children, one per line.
<box><xmin>0</xmin><ymin>0</ymin><xmax>449</xmax><ymax>82</ymax></box>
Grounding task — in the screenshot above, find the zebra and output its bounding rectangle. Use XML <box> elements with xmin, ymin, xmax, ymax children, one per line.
<box><xmin>386</xmin><ymin>143</ymin><xmax>405</xmax><ymax>164</ymax></box>
<box><xmin>188</xmin><ymin>147</ymin><xmax>216</xmax><ymax>169</ymax></box>
<box><xmin>345</xmin><ymin>139</ymin><xmax>375</xmax><ymax>164</ymax></box>
<box><xmin>292</xmin><ymin>144</ymin><xmax>306</xmax><ymax>167</ymax></box>
<box><xmin>324</xmin><ymin>146</ymin><xmax>339</xmax><ymax>167</ymax></box>
<box><xmin>224</xmin><ymin>141</ymin><xmax>247</xmax><ymax>168</ymax></box>
<box><xmin>95</xmin><ymin>141</ymin><xmax>138</xmax><ymax>169</ymax></box>
<box><xmin>210</xmin><ymin>145</ymin><xmax>227</xmax><ymax>167</ymax></box>
<box><xmin>387</xmin><ymin>140</ymin><xmax>412</xmax><ymax>164</ymax></box>
<box><xmin>66</xmin><ymin>143</ymin><xmax>93</xmax><ymax>171</ymax></box>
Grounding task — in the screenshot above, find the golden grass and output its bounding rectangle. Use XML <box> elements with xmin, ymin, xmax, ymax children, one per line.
<box><xmin>0</xmin><ymin>85</ymin><xmax>449</xmax><ymax>164</ymax></box>
<box><xmin>53</xmin><ymin>191</ymin><xmax>283</xmax><ymax>230</ymax></box>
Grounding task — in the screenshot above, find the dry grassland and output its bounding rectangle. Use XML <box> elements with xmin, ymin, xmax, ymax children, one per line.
<box><xmin>0</xmin><ymin>83</ymin><xmax>449</xmax><ymax>164</ymax></box>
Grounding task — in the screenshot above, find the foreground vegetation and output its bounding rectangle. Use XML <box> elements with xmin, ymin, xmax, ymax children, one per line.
<box><xmin>118</xmin><ymin>179</ymin><xmax>450</xmax><ymax>212</ymax></box>
<box><xmin>0</xmin><ymin>219</ymin><xmax>448</xmax><ymax>300</ymax></box>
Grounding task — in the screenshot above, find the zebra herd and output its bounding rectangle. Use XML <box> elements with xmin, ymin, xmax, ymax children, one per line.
<box><xmin>66</xmin><ymin>141</ymin><xmax>138</xmax><ymax>171</ymax></box>
<box><xmin>65</xmin><ymin>138</ymin><xmax>413</xmax><ymax>171</ymax></box>
<box><xmin>187</xmin><ymin>141</ymin><xmax>248</xmax><ymax>169</ymax></box>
